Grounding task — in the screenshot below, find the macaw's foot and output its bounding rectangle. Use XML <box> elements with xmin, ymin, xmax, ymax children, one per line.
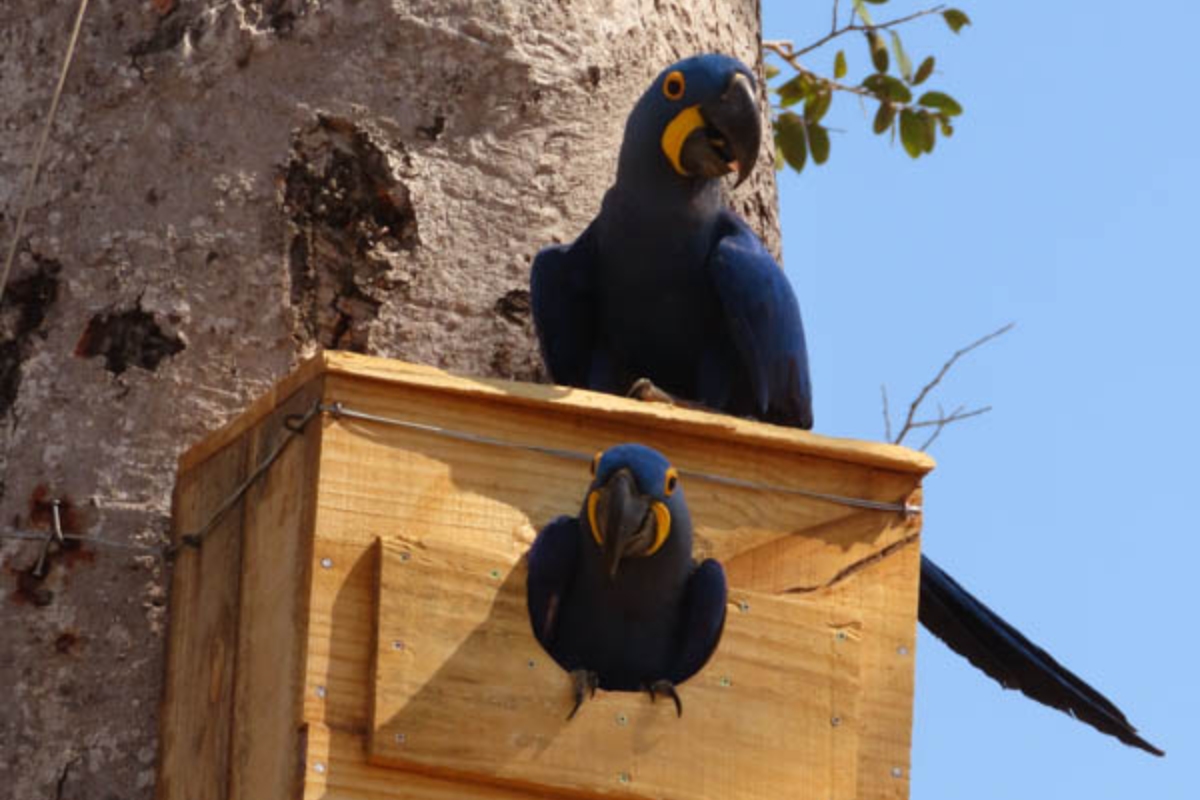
<box><xmin>645</xmin><ymin>679</ymin><xmax>683</xmax><ymax>718</ymax></box>
<box><xmin>567</xmin><ymin>669</ymin><xmax>600</xmax><ymax>720</ymax></box>
<box><xmin>627</xmin><ymin>378</ymin><xmax>676</xmax><ymax>404</ymax></box>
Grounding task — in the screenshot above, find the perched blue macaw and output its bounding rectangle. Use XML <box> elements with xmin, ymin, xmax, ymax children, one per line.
<box><xmin>532</xmin><ymin>53</ymin><xmax>812</xmax><ymax>429</ymax></box>
<box><xmin>526</xmin><ymin>444</ymin><xmax>726</xmax><ymax>718</ymax></box>
<box><xmin>529</xmin><ymin>54</ymin><xmax>1162</xmax><ymax>755</ymax></box>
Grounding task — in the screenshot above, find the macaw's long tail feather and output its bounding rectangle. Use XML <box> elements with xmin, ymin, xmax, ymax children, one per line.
<box><xmin>919</xmin><ymin>555</ymin><xmax>1164</xmax><ymax>756</ymax></box>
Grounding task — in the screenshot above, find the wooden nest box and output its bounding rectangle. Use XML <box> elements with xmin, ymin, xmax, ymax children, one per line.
<box><xmin>158</xmin><ymin>352</ymin><xmax>933</xmax><ymax>800</ymax></box>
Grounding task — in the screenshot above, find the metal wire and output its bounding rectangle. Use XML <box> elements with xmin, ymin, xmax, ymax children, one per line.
<box><xmin>323</xmin><ymin>402</ymin><xmax>920</xmax><ymax>516</ymax></box>
<box><xmin>0</xmin><ymin>396</ymin><xmax>919</xmax><ymax>570</ymax></box>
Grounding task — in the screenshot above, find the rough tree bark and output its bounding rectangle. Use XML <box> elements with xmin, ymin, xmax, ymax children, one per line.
<box><xmin>0</xmin><ymin>1</ymin><xmax>780</xmax><ymax>797</ymax></box>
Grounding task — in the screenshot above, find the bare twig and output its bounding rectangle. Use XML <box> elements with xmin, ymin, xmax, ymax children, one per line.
<box><xmin>778</xmin><ymin>4</ymin><xmax>947</xmax><ymax>61</ymax></box>
<box><xmin>832</xmin><ymin>0</ymin><xmax>841</xmax><ymax>34</ymax></box>
<box><xmin>890</xmin><ymin>322</ymin><xmax>1015</xmax><ymax>447</ymax></box>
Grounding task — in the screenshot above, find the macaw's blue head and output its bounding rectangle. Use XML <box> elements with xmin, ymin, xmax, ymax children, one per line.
<box><xmin>619</xmin><ymin>53</ymin><xmax>762</xmax><ymax>189</ymax></box>
<box><xmin>584</xmin><ymin>444</ymin><xmax>691</xmax><ymax>580</ymax></box>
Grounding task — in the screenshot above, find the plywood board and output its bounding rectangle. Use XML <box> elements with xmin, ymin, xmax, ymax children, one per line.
<box><xmin>369</xmin><ymin>539</ymin><xmax>862</xmax><ymax>800</ymax></box>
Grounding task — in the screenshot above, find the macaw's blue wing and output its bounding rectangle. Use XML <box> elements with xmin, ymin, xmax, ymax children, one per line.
<box><xmin>707</xmin><ymin>210</ymin><xmax>813</xmax><ymax>429</ymax></box>
<box><xmin>920</xmin><ymin>555</ymin><xmax>1164</xmax><ymax>756</ymax></box>
<box><xmin>669</xmin><ymin>558</ymin><xmax>728</xmax><ymax>684</ymax></box>
<box><xmin>526</xmin><ymin>515</ymin><xmax>580</xmax><ymax>654</ymax></box>
<box><xmin>530</xmin><ymin>224</ymin><xmax>598</xmax><ymax>388</ymax></box>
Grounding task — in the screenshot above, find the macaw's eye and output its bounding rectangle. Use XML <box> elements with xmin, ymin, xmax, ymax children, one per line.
<box><xmin>663</xmin><ymin>467</ymin><xmax>679</xmax><ymax>496</ymax></box>
<box><xmin>662</xmin><ymin>70</ymin><xmax>686</xmax><ymax>100</ymax></box>
<box><xmin>590</xmin><ymin>451</ymin><xmax>603</xmax><ymax>476</ymax></box>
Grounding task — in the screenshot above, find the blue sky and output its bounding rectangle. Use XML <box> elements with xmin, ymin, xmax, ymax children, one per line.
<box><xmin>762</xmin><ymin>2</ymin><xmax>1196</xmax><ymax>797</ymax></box>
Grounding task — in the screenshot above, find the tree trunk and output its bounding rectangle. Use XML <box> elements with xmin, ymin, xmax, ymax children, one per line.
<box><xmin>0</xmin><ymin>1</ymin><xmax>778</xmax><ymax>796</ymax></box>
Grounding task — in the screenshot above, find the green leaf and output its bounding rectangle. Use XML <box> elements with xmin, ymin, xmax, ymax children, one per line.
<box><xmin>937</xmin><ymin>114</ymin><xmax>954</xmax><ymax>137</ymax></box>
<box><xmin>889</xmin><ymin>31</ymin><xmax>912</xmax><ymax>82</ymax></box>
<box><xmin>943</xmin><ymin>8</ymin><xmax>971</xmax><ymax>33</ymax></box>
<box><xmin>804</xmin><ymin>86</ymin><xmax>832</xmax><ymax>125</ymax></box>
<box><xmin>918</xmin><ymin>110</ymin><xmax>937</xmax><ymax>153</ymax></box>
<box><xmin>834</xmin><ymin>49</ymin><xmax>847</xmax><ymax>79</ymax></box>
<box><xmin>899</xmin><ymin>108</ymin><xmax>927</xmax><ymax>158</ymax></box>
<box><xmin>775</xmin><ymin>112</ymin><xmax>807</xmax><ymax>172</ymax></box>
<box><xmin>852</xmin><ymin>0</ymin><xmax>874</xmax><ymax>27</ymax></box>
<box><xmin>774</xmin><ymin>140</ymin><xmax>785</xmax><ymax>171</ymax></box>
<box><xmin>913</xmin><ymin>56</ymin><xmax>935</xmax><ymax>86</ymax></box>
<box><xmin>861</xmin><ymin>0</ymin><xmax>889</xmax><ymax>3</ymax></box>
<box><xmin>918</xmin><ymin>91</ymin><xmax>963</xmax><ymax>116</ymax></box>
<box><xmin>862</xmin><ymin>73</ymin><xmax>911</xmax><ymax>103</ymax></box>
<box><xmin>777</xmin><ymin>74</ymin><xmax>812</xmax><ymax>107</ymax></box>
<box><xmin>873</xmin><ymin>102</ymin><xmax>896</xmax><ymax>135</ymax></box>
<box><xmin>867</xmin><ymin>31</ymin><xmax>889</xmax><ymax>73</ymax></box>
<box><xmin>765</xmin><ymin>62</ymin><xmax>780</xmax><ymax>80</ymax></box>
<box><xmin>807</xmin><ymin>122</ymin><xmax>830</xmax><ymax>165</ymax></box>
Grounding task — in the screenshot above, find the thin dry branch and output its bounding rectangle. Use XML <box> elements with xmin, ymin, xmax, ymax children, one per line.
<box><xmin>881</xmin><ymin>384</ymin><xmax>893</xmax><ymax>442</ymax></box>
<box><xmin>885</xmin><ymin>322</ymin><xmax>1014</xmax><ymax>448</ymax></box>
<box><xmin>767</xmin><ymin>4</ymin><xmax>947</xmax><ymax>62</ymax></box>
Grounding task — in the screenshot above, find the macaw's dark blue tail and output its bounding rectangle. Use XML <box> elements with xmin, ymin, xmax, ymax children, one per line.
<box><xmin>919</xmin><ymin>555</ymin><xmax>1164</xmax><ymax>756</ymax></box>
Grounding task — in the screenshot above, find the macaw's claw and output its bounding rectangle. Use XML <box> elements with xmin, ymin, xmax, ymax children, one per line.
<box><xmin>646</xmin><ymin>678</ymin><xmax>683</xmax><ymax>718</ymax></box>
<box><xmin>627</xmin><ymin>377</ymin><xmax>676</xmax><ymax>404</ymax></box>
<box><xmin>568</xmin><ymin>669</ymin><xmax>600</xmax><ymax>720</ymax></box>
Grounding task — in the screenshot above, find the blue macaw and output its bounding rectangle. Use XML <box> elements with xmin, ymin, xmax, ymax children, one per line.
<box><xmin>529</xmin><ymin>54</ymin><xmax>1161</xmax><ymax>754</ymax></box>
<box><xmin>526</xmin><ymin>444</ymin><xmax>727</xmax><ymax>718</ymax></box>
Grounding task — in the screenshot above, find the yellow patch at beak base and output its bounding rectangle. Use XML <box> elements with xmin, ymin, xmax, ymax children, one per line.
<box><xmin>645</xmin><ymin>501</ymin><xmax>671</xmax><ymax>556</ymax></box>
<box><xmin>586</xmin><ymin>491</ymin><xmax>603</xmax><ymax>547</ymax></box>
<box><xmin>660</xmin><ymin>105</ymin><xmax>705</xmax><ymax>177</ymax></box>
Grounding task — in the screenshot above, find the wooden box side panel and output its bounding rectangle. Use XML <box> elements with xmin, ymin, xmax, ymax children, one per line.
<box><xmin>230</xmin><ymin>381</ymin><xmax>326</xmax><ymax>800</ymax></box>
<box><xmin>158</xmin><ymin>437</ymin><xmax>250</xmax><ymax>800</ymax></box>
<box><xmin>369</xmin><ymin>539</ymin><xmax>862</xmax><ymax>800</ymax></box>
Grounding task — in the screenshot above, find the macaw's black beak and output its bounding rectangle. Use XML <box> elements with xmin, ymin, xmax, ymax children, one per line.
<box><xmin>680</xmin><ymin>72</ymin><xmax>762</xmax><ymax>186</ymax></box>
<box><xmin>595</xmin><ymin>468</ymin><xmax>654</xmax><ymax>580</ymax></box>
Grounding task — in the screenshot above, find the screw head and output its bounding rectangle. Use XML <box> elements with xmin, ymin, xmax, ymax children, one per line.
<box><xmin>527</xmin><ymin>659</ymin><xmax>536</xmax><ymax>668</ymax></box>
<box><xmin>897</xmin><ymin>645</ymin><xmax>909</xmax><ymax>656</ymax></box>
<box><xmin>315</xmin><ymin>685</ymin><xmax>327</xmax><ymax>699</ymax></box>
<box><xmin>617</xmin><ymin>772</ymin><xmax>631</xmax><ymax>784</ymax></box>
<box><xmin>490</xmin><ymin>569</ymin><xmax>501</xmax><ymax>579</ymax></box>
<box><xmin>719</xmin><ymin>675</ymin><xmax>732</xmax><ymax>687</ymax></box>
<box><xmin>891</xmin><ymin>766</ymin><xmax>904</xmax><ymax>779</ymax></box>
<box><xmin>835</xmin><ymin>630</ymin><xmax>847</xmax><ymax>641</ymax></box>
<box><xmin>616</xmin><ymin>712</ymin><xmax>628</xmax><ymax>726</ymax></box>
<box><xmin>399</xmin><ymin>551</ymin><xmax>411</xmax><ymax>562</ymax></box>
<box><xmin>313</xmin><ymin>762</ymin><xmax>327</xmax><ymax>774</ymax></box>
<box><xmin>320</xmin><ymin>557</ymin><xmax>333</xmax><ymax>569</ymax></box>
<box><xmin>392</xmin><ymin>640</ymin><xmax>405</xmax><ymax>651</ymax></box>
<box><xmin>395</xmin><ymin>732</ymin><xmax>407</xmax><ymax>744</ymax></box>
<box><xmin>737</xmin><ymin>600</ymin><xmax>750</xmax><ymax>613</ymax></box>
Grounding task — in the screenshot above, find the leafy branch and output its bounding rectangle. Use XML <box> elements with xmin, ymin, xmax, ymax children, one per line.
<box><xmin>763</xmin><ymin>1</ymin><xmax>971</xmax><ymax>173</ymax></box>
<box><xmin>883</xmin><ymin>322</ymin><xmax>1013</xmax><ymax>451</ymax></box>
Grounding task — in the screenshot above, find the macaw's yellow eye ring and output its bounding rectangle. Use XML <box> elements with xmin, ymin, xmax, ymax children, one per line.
<box><xmin>663</xmin><ymin>467</ymin><xmax>679</xmax><ymax>496</ymax></box>
<box><xmin>590</xmin><ymin>451</ymin><xmax>603</xmax><ymax>476</ymax></box>
<box><xmin>662</xmin><ymin>70</ymin><xmax>686</xmax><ymax>100</ymax></box>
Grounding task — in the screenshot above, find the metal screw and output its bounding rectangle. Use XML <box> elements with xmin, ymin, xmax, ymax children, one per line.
<box><xmin>315</xmin><ymin>685</ymin><xmax>327</xmax><ymax>699</ymax></box>
<box><xmin>399</xmin><ymin>551</ymin><xmax>411</xmax><ymax>562</ymax></box>
<box><xmin>395</xmin><ymin>732</ymin><xmax>407</xmax><ymax>744</ymax></box>
<box><xmin>897</xmin><ymin>645</ymin><xmax>909</xmax><ymax>656</ymax></box>
<box><xmin>830</xmin><ymin>715</ymin><xmax>841</xmax><ymax>727</ymax></box>
<box><xmin>392</xmin><ymin>640</ymin><xmax>405</xmax><ymax>651</ymax></box>
<box><xmin>719</xmin><ymin>675</ymin><xmax>732</xmax><ymax>687</ymax></box>
<box><xmin>891</xmin><ymin>767</ymin><xmax>904</xmax><ymax>779</ymax></box>
<box><xmin>313</xmin><ymin>762</ymin><xmax>327</xmax><ymax>774</ymax></box>
<box><xmin>490</xmin><ymin>569</ymin><xmax>501</xmax><ymax>579</ymax></box>
<box><xmin>320</xmin><ymin>557</ymin><xmax>333</xmax><ymax>569</ymax></box>
<box><xmin>527</xmin><ymin>659</ymin><xmax>536</xmax><ymax>668</ymax></box>
<box><xmin>617</xmin><ymin>772</ymin><xmax>631</xmax><ymax>784</ymax></box>
<box><xmin>737</xmin><ymin>600</ymin><xmax>750</xmax><ymax>613</ymax></box>
<box><xmin>835</xmin><ymin>630</ymin><xmax>847</xmax><ymax>642</ymax></box>
<box><xmin>616</xmin><ymin>712</ymin><xmax>628</xmax><ymax>726</ymax></box>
